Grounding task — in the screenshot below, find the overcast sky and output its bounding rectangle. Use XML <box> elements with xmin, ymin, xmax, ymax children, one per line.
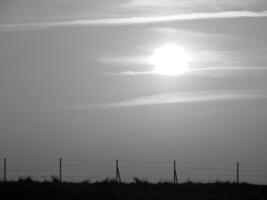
<box><xmin>1</xmin><ymin>0</ymin><xmax>267</xmax><ymax>172</ymax></box>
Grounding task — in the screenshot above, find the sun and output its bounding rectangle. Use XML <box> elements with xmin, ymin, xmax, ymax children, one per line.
<box><xmin>147</xmin><ymin>43</ymin><xmax>193</xmax><ymax>76</ymax></box>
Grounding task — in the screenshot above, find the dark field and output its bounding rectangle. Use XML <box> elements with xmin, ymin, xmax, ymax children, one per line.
<box><xmin>1</xmin><ymin>179</ymin><xmax>267</xmax><ymax>200</ymax></box>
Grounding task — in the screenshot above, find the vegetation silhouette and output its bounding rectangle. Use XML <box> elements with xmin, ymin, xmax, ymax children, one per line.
<box><xmin>1</xmin><ymin>177</ymin><xmax>267</xmax><ymax>200</ymax></box>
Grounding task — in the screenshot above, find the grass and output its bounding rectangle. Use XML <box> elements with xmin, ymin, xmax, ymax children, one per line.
<box><xmin>1</xmin><ymin>177</ymin><xmax>267</xmax><ymax>200</ymax></box>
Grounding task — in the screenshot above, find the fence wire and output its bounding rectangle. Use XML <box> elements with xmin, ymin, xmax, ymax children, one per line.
<box><xmin>0</xmin><ymin>158</ymin><xmax>267</xmax><ymax>184</ymax></box>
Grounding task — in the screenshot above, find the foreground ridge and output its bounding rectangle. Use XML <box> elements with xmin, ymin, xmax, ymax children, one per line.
<box><xmin>1</xmin><ymin>178</ymin><xmax>267</xmax><ymax>200</ymax></box>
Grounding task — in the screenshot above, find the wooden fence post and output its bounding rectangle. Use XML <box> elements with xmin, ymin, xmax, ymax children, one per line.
<box><xmin>173</xmin><ymin>160</ymin><xmax>178</xmax><ymax>184</ymax></box>
<box><xmin>59</xmin><ymin>158</ymin><xmax>62</xmax><ymax>183</ymax></box>
<box><xmin>116</xmin><ymin>159</ymin><xmax>121</xmax><ymax>183</ymax></box>
<box><xmin>4</xmin><ymin>158</ymin><xmax>6</xmax><ymax>182</ymax></box>
<box><xmin>236</xmin><ymin>161</ymin><xmax>239</xmax><ymax>184</ymax></box>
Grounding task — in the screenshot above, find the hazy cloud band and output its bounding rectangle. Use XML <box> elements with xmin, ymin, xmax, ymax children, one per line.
<box><xmin>65</xmin><ymin>90</ymin><xmax>267</xmax><ymax>109</ymax></box>
<box><xmin>1</xmin><ymin>11</ymin><xmax>267</xmax><ymax>31</ymax></box>
<box><xmin>105</xmin><ymin>66</ymin><xmax>267</xmax><ymax>76</ymax></box>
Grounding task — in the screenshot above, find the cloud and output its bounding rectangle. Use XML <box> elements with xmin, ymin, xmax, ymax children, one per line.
<box><xmin>99</xmin><ymin>56</ymin><xmax>147</xmax><ymax>66</ymax></box>
<box><xmin>122</xmin><ymin>0</ymin><xmax>256</xmax><ymax>9</ymax></box>
<box><xmin>104</xmin><ymin>66</ymin><xmax>267</xmax><ymax>76</ymax></box>
<box><xmin>1</xmin><ymin>11</ymin><xmax>267</xmax><ymax>31</ymax></box>
<box><xmin>190</xmin><ymin>66</ymin><xmax>267</xmax><ymax>72</ymax></box>
<box><xmin>104</xmin><ymin>71</ymin><xmax>154</xmax><ymax>76</ymax></box>
<box><xmin>64</xmin><ymin>90</ymin><xmax>267</xmax><ymax>109</ymax></box>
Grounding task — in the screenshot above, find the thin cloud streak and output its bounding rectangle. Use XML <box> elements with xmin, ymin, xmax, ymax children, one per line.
<box><xmin>190</xmin><ymin>66</ymin><xmax>267</xmax><ymax>72</ymax></box>
<box><xmin>1</xmin><ymin>11</ymin><xmax>267</xmax><ymax>31</ymax></box>
<box><xmin>65</xmin><ymin>90</ymin><xmax>267</xmax><ymax>109</ymax></box>
<box><xmin>104</xmin><ymin>71</ymin><xmax>154</xmax><ymax>76</ymax></box>
<box><xmin>122</xmin><ymin>0</ymin><xmax>256</xmax><ymax>8</ymax></box>
<box><xmin>104</xmin><ymin>66</ymin><xmax>267</xmax><ymax>76</ymax></box>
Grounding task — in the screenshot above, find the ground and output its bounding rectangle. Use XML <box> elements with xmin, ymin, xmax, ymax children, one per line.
<box><xmin>1</xmin><ymin>179</ymin><xmax>267</xmax><ymax>200</ymax></box>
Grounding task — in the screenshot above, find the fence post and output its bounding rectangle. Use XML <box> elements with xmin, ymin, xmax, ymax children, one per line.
<box><xmin>116</xmin><ymin>159</ymin><xmax>121</xmax><ymax>183</ymax></box>
<box><xmin>59</xmin><ymin>158</ymin><xmax>62</xmax><ymax>183</ymax></box>
<box><xmin>173</xmin><ymin>160</ymin><xmax>178</xmax><ymax>184</ymax></box>
<box><xmin>3</xmin><ymin>158</ymin><xmax>6</xmax><ymax>182</ymax></box>
<box><xmin>236</xmin><ymin>161</ymin><xmax>239</xmax><ymax>184</ymax></box>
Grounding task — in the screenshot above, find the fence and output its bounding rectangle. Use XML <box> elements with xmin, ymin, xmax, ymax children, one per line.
<box><xmin>1</xmin><ymin>158</ymin><xmax>267</xmax><ymax>184</ymax></box>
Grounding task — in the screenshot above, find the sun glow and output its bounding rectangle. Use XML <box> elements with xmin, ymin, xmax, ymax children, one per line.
<box><xmin>147</xmin><ymin>44</ymin><xmax>193</xmax><ymax>76</ymax></box>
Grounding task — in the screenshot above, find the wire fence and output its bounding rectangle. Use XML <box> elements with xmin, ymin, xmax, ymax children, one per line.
<box><xmin>0</xmin><ymin>158</ymin><xmax>267</xmax><ymax>184</ymax></box>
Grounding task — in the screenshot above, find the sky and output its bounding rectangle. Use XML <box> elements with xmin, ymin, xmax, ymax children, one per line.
<box><xmin>1</xmin><ymin>0</ymin><xmax>267</xmax><ymax>182</ymax></box>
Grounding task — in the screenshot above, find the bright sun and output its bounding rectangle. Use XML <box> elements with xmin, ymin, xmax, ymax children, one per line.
<box><xmin>147</xmin><ymin>43</ymin><xmax>193</xmax><ymax>76</ymax></box>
